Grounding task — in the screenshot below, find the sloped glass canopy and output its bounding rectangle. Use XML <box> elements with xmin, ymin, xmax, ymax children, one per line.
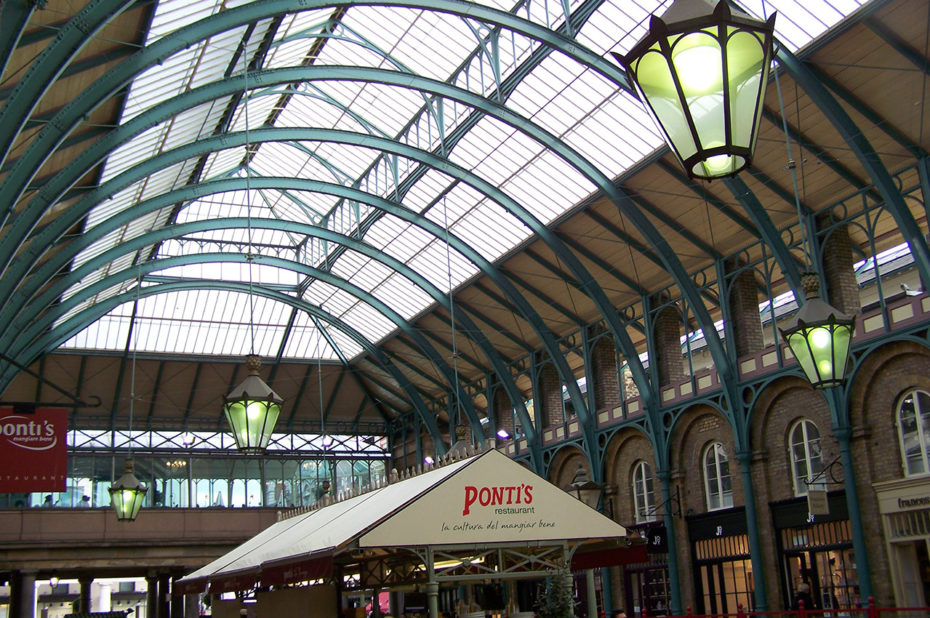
<box><xmin>57</xmin><ymin>0</ymin><xmax>868</xmax><ymax>361</ymax></box>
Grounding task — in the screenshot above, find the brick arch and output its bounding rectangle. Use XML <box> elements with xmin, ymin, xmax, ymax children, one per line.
<box><xmin>669</xmin><ymin>404</ymin><xmax>740</xmax><ymax>516</ymax></box>
<box><xmin>603</xmin><ymin>428</ymin><xmax>659</xmax><ymax>526</ymax></box>
<box><xmin>849</xmin><ymin>340</ymin><xmax>930</xmax><ymax>485</ymax></box>
<box><xmin>749</xmin><ymin>377</ymin><xmax>834</xmax><ymax>503</ymax></box>
<box><xmin>547</xmin><ymin>444</ymin><xmax>587</xmax><ymax>486</ymax></box>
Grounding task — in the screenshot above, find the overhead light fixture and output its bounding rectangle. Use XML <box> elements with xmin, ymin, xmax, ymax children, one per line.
<box><xmin>614</xmin><ymin>0</ymin><xmax>775</xmax><ymax>179</ymax></box>
<box><xmin>110</xmin><ymin>275</ymin><xmax>148</xmax><ymax>521</ymax></box>
<box><xmin>496</xmin><ymin>428</ymin><xmax>511</xmax><ymax>440</ymax></box>
<box><xmin>564</xmin><ymin>463</ymin><xmax>605</xmax><ymax>510</ymax></box>
<box><xmin>424</xmin><ymin>455</ymin><xmax>435</xmax><ymax>466</ymax></box>
<box><xmin>222</xmin><ymin>61</ymin><xmax>284</xmax><ymax>453</ymax></box>
<box><xmin>110</xmin><ymin>458</ymin><xmax>147</xmax><ymax>521</ymax></box>
<box><xmin>224</xmin><ymin>355</ymin><xmax>283</xmax><ymax>454</ymax></box>
<box><xmin>780</xmin><ymin>273</ymin><xmax>855</xmax><ymax>388</ymax></box>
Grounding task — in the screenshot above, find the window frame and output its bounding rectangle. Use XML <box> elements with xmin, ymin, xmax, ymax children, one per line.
<box><xmin>703</xmin><ymin>442</ymin><xmax>734</xmax><ymax>511</ymax></box>
<box><xmin>897</xmin><ymin>389</ymin><xmax>930</xmax><ymax>476</ymax></box>
<box><xmin>788</xmin><ymin>419</ymin><xmax>825</xmax><ymax>496</ymax></box>
<box><xmin>632</xmin><ymin>459</ymin><xmax>656</xmax><ymax>524</ymax></box>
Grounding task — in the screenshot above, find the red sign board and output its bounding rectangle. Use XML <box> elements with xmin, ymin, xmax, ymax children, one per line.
<box><xmin>0</xmin><ymin>408</ymin><xmax>68</xmax><ymax>492</ymax></box>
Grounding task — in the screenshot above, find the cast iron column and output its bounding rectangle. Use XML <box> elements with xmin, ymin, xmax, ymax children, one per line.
<box><xmin>827</xmin><ymin>387</ymin><xmax>873</xmax><ymax>600</ymax></box>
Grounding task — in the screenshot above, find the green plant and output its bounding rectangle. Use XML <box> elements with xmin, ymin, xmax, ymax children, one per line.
<box><xmin>535</xmin><ymin>561</ymin><xmax>577</xmax><ymax>618</ymax></box>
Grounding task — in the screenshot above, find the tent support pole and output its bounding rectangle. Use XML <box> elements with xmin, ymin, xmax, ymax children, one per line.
<box><xmin>427</xmin><ymin>546</ymin><xmax>439</xmax><ymax>618</ymax></box>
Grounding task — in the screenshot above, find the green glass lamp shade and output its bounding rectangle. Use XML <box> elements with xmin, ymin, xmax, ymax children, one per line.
<box><xmin>109</xmin><ymin>458</ymin><xmax>148</xmax><ymax>521</ymax></box>
<box><xmin>780</xmin><ymin>274</ymin><xmax>856</xmax><ymax>388</ymax></box>
<box><xmin>615</xmin><ymin>0</ymin><xmax>775</xmax><ymax>179</ymax></box>
<box><xmin>224</xmin><ymin>355</ymin><xmax>283</xmax><ymax>454</ymax></box>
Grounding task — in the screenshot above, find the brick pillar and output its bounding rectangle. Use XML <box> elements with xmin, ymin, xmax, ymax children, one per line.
<box><xmin>538</xmin><ymin>363</ymin><xmax>562</xmax><ymax>428</ymax></box>
<box><xmin>591</xmin><ymin>337</ymin><xmax>620</xmax><ymax>412</ymax></box>
<box><xmin>493</xmin><ymin>387</ymin><xmax>514</xmax><ymax>437</ymax></box>
<box><xmin>653</xmin><ymin>305</ymin><xmax>685</xmax><ymax>386</ymax></box>
<box><xmin>821</xmin><ymin>224</ymin><xmax>860</xmax><ymax>315</ymax></box>
<box><xmin>727</xmin><ymin>261</ymin><xmax>764</xmax><ymax>357</ymax></box>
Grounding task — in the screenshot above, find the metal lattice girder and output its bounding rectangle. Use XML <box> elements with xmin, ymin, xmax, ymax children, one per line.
<box><xmin>776</xmin><ymin>46</ymin><xmax>930</xmax><ymax>291</ymax></box>
<box><xmin>423</xmin><ymin>542</ymin><xmax>574</xmax><ymax>583</ymax></box>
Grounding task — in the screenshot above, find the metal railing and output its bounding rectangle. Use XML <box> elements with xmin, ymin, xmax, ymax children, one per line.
<box><xmin>668</xmin><ymin>599</ymin><xmax>930</xmax><ymax>618</ymax></box>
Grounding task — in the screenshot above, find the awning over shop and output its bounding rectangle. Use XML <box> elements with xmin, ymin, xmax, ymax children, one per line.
<box><xmin>177</xmin><ymin>448</ymin><xmax>635</xmax><ymax>593</ymax></box>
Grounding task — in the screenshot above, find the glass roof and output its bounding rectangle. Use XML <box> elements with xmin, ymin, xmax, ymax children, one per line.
<box><xmin>59</xmin><ymin>0</ymin><xmax>869</xmax><ymax>361</ymax></box>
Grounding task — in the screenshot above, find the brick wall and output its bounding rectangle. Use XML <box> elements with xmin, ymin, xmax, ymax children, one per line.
<box><xmin>591</xmin><ymin>336</ymin><xmax>620</xmax><ymax>411</ymax></box>
<box><xmin>821</xmin><ymin>223</ymin><xmax>861</xmax><ymax>315</ymax></box>
<box><xmin>727</xmin><ymin>261</ymin><xmax>764</xmax><ymax>357</ymax></box>
<box><xmin>493</xmin><ymin>386</ymin><xmax>514</xmax><ymax>437</ymax></box>
<box><xmin>538</xmin><ymin>362</ymin><xmax>563</xmax><ymax>429</ymax></box>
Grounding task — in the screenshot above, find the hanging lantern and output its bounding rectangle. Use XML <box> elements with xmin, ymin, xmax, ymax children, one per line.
<box><xmin>614</xmin><ymin>0</ymin><xmax>776</xmax><ymax>179</ymax></box>
<box><xmin>780</xmin><ymin>273</ymin><xmax>855</xmax><ymax>389</ymax></box>
<box><xmin>109</xmin><ymin>458</ymin><xmax>148</xmax><ymax>521</ymax></box>
<box><xmin>564</xmin><ymin>463</ymin><xmax>605</xmax><ymax>510</ymax></box>
<box><xmin>224</xmin><ymin>354</ymin><xmax>283</xmax><ymax>454</ymax></box>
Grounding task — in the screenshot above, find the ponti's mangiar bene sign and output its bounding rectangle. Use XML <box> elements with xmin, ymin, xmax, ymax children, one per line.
<box><xmin>359</xmin><ymin>449</ymin><xmax>627</xmax><ymax>547</ymax></box>
<box><xmin>0</xmin><ymin>408</ymin><xmax>68</xmax><ymax>492</ymax></box>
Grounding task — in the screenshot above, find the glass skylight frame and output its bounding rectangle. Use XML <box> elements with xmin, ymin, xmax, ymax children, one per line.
<box><xmin>59</xmin><ymin>0</ymin><xmax>870</xmax><ymax>361</ymax></box>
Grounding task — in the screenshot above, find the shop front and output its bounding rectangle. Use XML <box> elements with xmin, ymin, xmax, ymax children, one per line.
<box><xmin>771</xmin><ymin>492</ymin><xmax>858</xmax><ymax>611</ymax></box>
<box><xmin>687</xmin><ymin>508</ymin><xmax>754</xmax><ymax>614</ymax></box>
<box><xmin>874</xmin><ymin>477</ymin><xmax>930</xmax><ymax>608</ymax></box>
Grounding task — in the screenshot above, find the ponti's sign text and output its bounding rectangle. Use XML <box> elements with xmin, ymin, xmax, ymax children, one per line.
<box><xmin>462</xmin><ymin>483</ymin><xmax>533</xmax><ymax>515</ymax></box>
<box><xmin>0</xmin><ymin>408</ymin><xmax>67</xmax><ymax>492</ymax></box>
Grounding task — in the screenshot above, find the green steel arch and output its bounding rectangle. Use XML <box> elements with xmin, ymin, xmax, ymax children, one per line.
<box><xmin>10</xmin><ymin>248</ymin><xmax>486</xmax><ymax>445</ymax></box>
<box><xmin>0</xmin><ymin>0</ymin><xmax>630</xmax><ymax>230</ymax></box>
<box><xmin>3</xmin><ymin>214</ymin><xmax>541</xmax><ymax>464</ymax></box>
<box><xmin>7</xmin><ymin>261</ymin><xmax>467</xmax><ymax>453</ymax></box>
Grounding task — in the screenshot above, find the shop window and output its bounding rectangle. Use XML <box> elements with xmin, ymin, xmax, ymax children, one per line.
<box><xmin>703</xmin><ymin>443</ymin><xmax>733</xmax><ymax>511</ymax></box>
<box><xmin>898</xmin><ymin>389</ymin><xmax>930</xmax><ymax>475</ymax></box>
<box><xmin>633</xmin><ymin>460</ymin><xmax>656</xmax><ymax>523</ymax></box>
<box><xmin>789</xmin><ymin>420</ymin><xmax>825</xmax><ymax>496</ymax></box>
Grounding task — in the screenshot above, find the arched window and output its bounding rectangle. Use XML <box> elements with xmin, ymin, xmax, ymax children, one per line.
<box><xmin>898</xmin><ymin>389</ymin><xmax>930</xmax><ymax>475</ymax></box>
<box><xmin>788</xmin><ymin>420</ymin><xmax>824</xmax><ymax>496</ymax></box>
<box><xmin>703</xmin><ymin>443</ymin><xmax>733</xmax><ymax>511</ymax></box>
<box><xmin>632</xmin><ymin>460</ymin><xmax>656</xmax><ymax>523</ymax></box>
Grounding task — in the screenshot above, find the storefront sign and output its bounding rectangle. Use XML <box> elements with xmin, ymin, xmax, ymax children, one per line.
<box><xmin>359</xmin><ymin>449</ymin><xmax>628</xmax><ymax>547</ymax></box>
<box><xmin>0</xmin><ymin>407</ymin><xmax>67</xmax><ymax>492</ymax></box>
<box><xmin>897</xmin><ymin>495</ymin><xmax>930</xmax><ymax>509</ymax></box>
<box><xmin>807</xmin><ymin>489</ymin><xmax>830</xmax><ymax>515</ymax></box>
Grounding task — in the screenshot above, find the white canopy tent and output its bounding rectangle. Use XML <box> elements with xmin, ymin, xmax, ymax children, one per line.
<box><xmin>177</xmin><ymin>448</ymin><xmax>643</xmax><ymax>616</ymax></box>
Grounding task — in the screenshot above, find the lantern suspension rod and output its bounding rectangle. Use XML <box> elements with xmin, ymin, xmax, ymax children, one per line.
<box><xmin>771</xmin><ymin>41</ymin><xmax>811</xmax><ymax>272</ymax></box>
<box><xmin>317</xmin><ymin>324</ymin><xmax>326</xmax><ymax>443</ymax></box>
<box><xmin>243</xmin><ymin>38</ymin><xmax>256</xmax><ymax>355</ymax></box>
<box><xmin>128</xmin><ymin>272</ymin><xmax>141</xmax><ymax>454</ymax></box>
<box><xmin>441</xmin><ymin>192</ymin><xmax>463</xmax><ymax>429</ymax></box>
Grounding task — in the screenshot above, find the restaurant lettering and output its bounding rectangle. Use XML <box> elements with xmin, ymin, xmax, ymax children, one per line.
<box><xmin>462</xmin><ymin>483</ymin><xmax>533</xmax><ymax>515</ymax></box>
<box><xmin>898</xmin><ymin>495</ymin><xmax>930</xmax><ymax>509</ymax></box>
<box><xmin>0</xmin><ymin>415</ymin><xmax>58</xmax><ymax>450</ymax></box>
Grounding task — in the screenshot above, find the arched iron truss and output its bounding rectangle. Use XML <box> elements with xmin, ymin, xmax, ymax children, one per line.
<box><xmin>0</xmin><ymin>0</ymin><xmax>927</xmax><ymax>487</ymax></box>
